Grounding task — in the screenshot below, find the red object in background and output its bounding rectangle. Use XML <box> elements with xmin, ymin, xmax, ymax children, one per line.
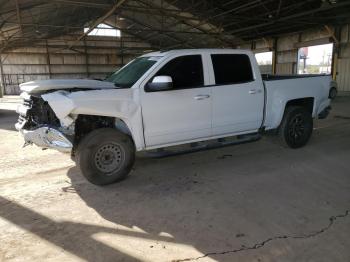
<box><xmin>299</xmin><ymin>47</ymin><xmax>309</xmax><ymax>59</ymax></box>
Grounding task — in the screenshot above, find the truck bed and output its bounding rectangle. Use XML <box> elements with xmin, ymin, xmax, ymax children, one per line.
<box><xmin>261</xmin><ymin>74</ymin><xmax>330</xmax><ymax>81</ymax></box>
<box><xmin>262</xmin><ymin>74</ymin><xmax>332</xmax><ymax>130</ymax></box>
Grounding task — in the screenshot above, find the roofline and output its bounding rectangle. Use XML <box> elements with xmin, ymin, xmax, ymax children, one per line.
<box><xmin>141</xmin><ymin>48</ymin><xmax>253</xmax><ymax>57</ymax></box>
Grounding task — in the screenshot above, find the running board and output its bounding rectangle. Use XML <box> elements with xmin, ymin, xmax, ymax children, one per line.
<box><xmin>145</xmin><ymin>133</ymin><xmax>261</xmax><ymax>158</ymax></box>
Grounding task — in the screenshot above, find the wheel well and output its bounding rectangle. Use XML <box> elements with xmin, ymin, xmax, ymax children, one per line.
<box><xmin>72</xmin><ymin>115</ymin><xmax>132</xmax><ymax>155</ymax></box>
<box><xmin>74</xmin><ymin>115</ymin><xmax>114</xmax><ymax>147</ymax></box>
<box><xmin>285</xmin><ymin>97</ymin><xmax>314</xmax><ymax>114</ymax></box>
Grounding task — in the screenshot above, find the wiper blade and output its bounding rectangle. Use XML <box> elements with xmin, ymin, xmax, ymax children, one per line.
<box><xmin>113</xmin><ymin>83</ymin><xmax>130</xmax><ymax>88</ymax></box>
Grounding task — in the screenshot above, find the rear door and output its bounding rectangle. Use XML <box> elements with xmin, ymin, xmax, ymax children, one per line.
<box><xmin>140</xmin><ymin>54</ymin><xmax>212</xmax><ymax>147</ymax></box>
<box><xmin>210</xmin><ymin>53</ymin><xmax>264</xmax><ymax>136</ymax></box>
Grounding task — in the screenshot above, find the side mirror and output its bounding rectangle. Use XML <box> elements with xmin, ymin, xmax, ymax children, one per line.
<box><xmin>145</xmin><ymin>76</ymin><xmax>173</xmax><ymax>92</ymax></box>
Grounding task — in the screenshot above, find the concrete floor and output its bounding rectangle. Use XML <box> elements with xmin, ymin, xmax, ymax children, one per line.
<box><xmin>0</xmin><ymin>96</ymin><xmax>349</xmax><ymax>262</ymax></box>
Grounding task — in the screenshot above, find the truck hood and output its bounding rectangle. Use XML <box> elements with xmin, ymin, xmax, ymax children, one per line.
<box><xmin>19</xmin><ymin>79</ymin><xmax>116</xmax><ymax>94</ymax></box>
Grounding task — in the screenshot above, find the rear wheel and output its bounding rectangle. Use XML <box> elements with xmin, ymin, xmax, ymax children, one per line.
<box><xmin>76</xmin><ymin>128</ymin><xmax>135</xmax><ymax>185</ymax></box>
<box><xmin>329</xmin><ymin>87</ymin><xmax>337</xmax><ymax>100</ymax></box>
<box><xmin>279</xmin><ymin>106</ymin><xmax>313</xmax><ymax>148</ymax></box>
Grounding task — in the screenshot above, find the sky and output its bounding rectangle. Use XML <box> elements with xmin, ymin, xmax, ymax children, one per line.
<box><xmin>255</xmin><ymin>51</ymin><xmax>273</xmax><ymax>64</ymax></box>
<box><xmin>300</xmin><ymin>43</ymin><xmax>333</xmax><ymax>65</ymax></box>
<box><xmin>255</xmin><ymin>43</ymin><xmax>334</xmax><ymax>66</ymax></box>
<box><xmin>84</xmin><ymin>23</ymin><xmax>121</xmax><ymax>37</ymax></box>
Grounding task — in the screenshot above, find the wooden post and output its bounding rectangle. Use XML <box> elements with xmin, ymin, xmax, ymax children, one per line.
<box><xmin>120</xmin><ymin>34</ymin><xmax>124</xmax><ymax>66</ymax></box>
<box><xmin>329</xmin><ymin>26</ymin><xmax>341</xmax><ymax>81</ymax></box>
<box><xmin>272</xmin><ymin>38</ymin><xmax>278</xmax><ymax>75</ymax></box>
<box><xmin>45</xmin><ymin>40</ymin><xmax>52</xmax><ymax>79</ymax></box>
<box><xmin>0</xmin><ymin>53</ymin><xmax>5</xmax><ymax>97</ymax></box>
<box><xmin>250</xmin><ymin>40</ymin><xmax>256</xmax><ymax>51</ymax></box>
<box><xmin>84</xmin><ymin>38</ymin><xmax>89</xmax><ymax>78</ymax></box>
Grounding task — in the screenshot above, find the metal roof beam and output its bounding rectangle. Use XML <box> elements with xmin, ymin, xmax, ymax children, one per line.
<box><xmin>14</xmin><ymin>0</ymin><xmax>22</xmax><ymax>34</ymax></box>
<box><xmin>226</xmin><ymin>1</ymin><xmax>350</xmax><ymax>35</ymax></box>
<box><xmin>0</xmin><ymin>1</ymin><xmax>47</xmax><ymax>16</ymax></box>
<box><xmin>134</xmin><ymin>0</ymin><xmax>235</xmax><ymax>47</ymax></box>
<box><xmin>114</xmin><ymin>13</ymin><xmax>196</xmax><ymax>48</ymax></box>
<box><xmin>1</xmin><ymin>21</ymin><xmax>241</xmax><ymax>36</ymax></box>
<box><xmin>220</xmin><ymin>0</ymin><xmax>316</xmax><ymax>29</ymax></box>
<box><xmin>67</xmin><ymin>0</ymin><xmax>127</xmax><ymax>49</ymax></box>
<box><xmin>50</xmin><ymin>0</ymin><xmax>110</xmax><ymax>8</ymax></box>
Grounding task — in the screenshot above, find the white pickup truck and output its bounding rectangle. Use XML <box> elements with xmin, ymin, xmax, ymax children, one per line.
<box><xmin>16</xmin><ymin>49</ymin><xmax>332</xmax><ymax>185</ymax></box>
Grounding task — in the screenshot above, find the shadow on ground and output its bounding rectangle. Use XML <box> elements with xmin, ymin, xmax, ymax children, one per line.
<box><xmin>64</xmin><ymin>125</ymin><xmax>350</xmax><ymax>261</ymax></box>
<box><xmin>1</xmin><ymin>130</ymin><xmax>350</xmax><ymax>261</ymax></box>
<box><xmin>0</xmin><ymin>195</ymin><xmax>148</xmax><ymax>261</ymax></box>
<box><xmin>1</xmin><ymin>97</ymin><xmax>350</xmax><ymax>261</ymax></box>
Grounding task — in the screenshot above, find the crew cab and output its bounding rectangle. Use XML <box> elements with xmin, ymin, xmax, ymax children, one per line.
<box><xmin>16</xmin><ymin>49</ymin><xmax>332</xmax><ymax>185</ymax></box>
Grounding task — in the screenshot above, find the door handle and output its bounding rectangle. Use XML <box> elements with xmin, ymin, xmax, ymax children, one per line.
<box><xmin>194</xmin><ymin>95</ymin><xmax>210</xmax><ymax>100</ymax></box>
<box><xmin>249</xmin><ymin>89</ymin><xmax>262</xmax><ymax>94</ymax></box>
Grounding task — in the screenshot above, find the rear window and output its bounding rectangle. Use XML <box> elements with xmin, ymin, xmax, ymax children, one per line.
<box><xmin>211</xmin><ymin>54</ymin><xmax>254</xmax><ymax>85</ymax></box>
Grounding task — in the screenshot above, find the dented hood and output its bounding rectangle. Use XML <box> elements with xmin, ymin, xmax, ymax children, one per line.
<box><xmin>19</xmin><ymin>79</ymin><xmax>116</xmax><ymax>94</ymax></box>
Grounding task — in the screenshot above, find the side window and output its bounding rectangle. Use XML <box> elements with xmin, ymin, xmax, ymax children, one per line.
<box><xmin>211</xmin><ymin>54</ymin><xmax>254</xmax><ymax>85</ymax></box>
<box><xmin>153</xmin><ymin>55</ymin><xmax>204</xmax><ymax>89</ymax></box>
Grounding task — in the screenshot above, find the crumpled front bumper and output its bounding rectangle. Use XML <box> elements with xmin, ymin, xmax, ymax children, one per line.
<box><xmin>16</xmin><ymin>125</ymin><xmax>73</xmax><ymax>153</ymax></box>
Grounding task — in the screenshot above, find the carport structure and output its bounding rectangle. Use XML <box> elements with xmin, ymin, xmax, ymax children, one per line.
<box><xmin>1</xmin><ymin>0</ymin><xmax>350</xmax><ymax>49</ymax></box>
<box><xmin>1</xmin><ymin>1</ymin><xmax>350</xmax><ymax>262</ymax></box>
<box><xmin>1</xmin><ymin>0</ymin><xmax>350</xmax><ymax>95</ymax></box>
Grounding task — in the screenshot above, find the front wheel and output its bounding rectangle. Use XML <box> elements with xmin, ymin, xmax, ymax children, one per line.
<box><xmin>76</xmin><ymin>128</ymin><xmax>135</xmax><ymax>185</ymax></box>
<box><xmin>279</xmin><ymin>106</ymin><xmax>313</xmax><ymax>148</ymax></box>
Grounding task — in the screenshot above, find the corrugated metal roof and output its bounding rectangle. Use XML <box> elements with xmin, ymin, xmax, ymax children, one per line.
<box><xmin>1</xmin><ymin>0</ymin><xmax>350</xmax><ymax>51</ymax></box>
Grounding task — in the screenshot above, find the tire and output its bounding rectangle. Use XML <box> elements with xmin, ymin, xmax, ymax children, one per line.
<box><xmin>329</xmin><ymin>87</ymin><xmax>337</xmax><ymax>100</ymax></box>
<box><xmin>76</xmin><ymin>128</ymin><xmax>135</xmax><ymax>185</ymax></box>
<box><xmin>278</xmin><ymin>106</ymin><xmax>313</xmax><ymax>149</ymax></box>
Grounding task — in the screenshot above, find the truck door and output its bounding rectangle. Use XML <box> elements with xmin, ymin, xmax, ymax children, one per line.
<box><xmin>141</xmin><ymin>54</ymin><xmax>212</xmax><ymax>147</ymax></box>
<box><xmin>209</xmin><ymin>53</ymin><xmax>264</xmax><ymax>136</ymax></box>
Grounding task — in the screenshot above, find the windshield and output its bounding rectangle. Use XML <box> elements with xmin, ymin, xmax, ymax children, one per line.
<box><xmin>105</xmin><ymin>56</ymin><xmax>160</xmax><ymax>88</ymax></box>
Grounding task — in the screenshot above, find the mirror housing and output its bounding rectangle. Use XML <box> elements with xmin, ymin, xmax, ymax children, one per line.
<box><xmin>145</xmin><ymin>76</ymin><xmax>173</xmax><ymax>92</ymax></box>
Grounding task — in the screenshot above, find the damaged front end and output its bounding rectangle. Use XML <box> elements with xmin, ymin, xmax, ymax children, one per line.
<box><xmin>15</xmin><ymin>92</ymin><xmax>73</xmax><ymax>152</ymax></box>
<box><xmin>15</xmin><ymin>78</ymin><xmax>144</xmax><ymax>152</ymax></box>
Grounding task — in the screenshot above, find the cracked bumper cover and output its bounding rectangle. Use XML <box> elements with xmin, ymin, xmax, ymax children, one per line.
<box><xmin>15</xmin><ymin>124</ymin><xmax>72</xmax><ymax>153</ymax></box>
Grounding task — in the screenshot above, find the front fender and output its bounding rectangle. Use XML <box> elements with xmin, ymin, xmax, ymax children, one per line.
<box><xmin>41</xmin><ymin>89</ymin><xmax>145</xmax><ymax>151</ymax></box>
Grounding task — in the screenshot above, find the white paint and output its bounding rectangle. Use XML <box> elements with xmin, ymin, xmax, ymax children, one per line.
<box><xmin>152</xmin><ymin>75</ymin><xmax>172</xmax><ymax>83</ymax></box>
<box><xmin>208</xmin><ymin>50</ymin><xmax>265</xmax><ymax>136</ymax></box>
<box><xmin>264</xmin><ymin>75</ymin><xmax>332</xmax><ymax>129</ymax></box>
<box><xmin>41</xmin><ymin>88</ymin><xmax>145</xmax><ymax>150</ymax></box>
<box><xmin>20</xmin><ymin>79</ymin><xmax>116</xmax><ymax>94</ymax></box>
<box><xmin>17</xmin><ymin>49</ymin><xmax>332</xmax><ymax>152</ymax></box>
<box><xmin>141</xmin><ymin>86</ymin><xmax>212</xmax><ymax>147</ymax></box>
<box><xmin>140</xmin><ymin>52</ymin><xmax>212</xmax><ymax>147</ymax></box>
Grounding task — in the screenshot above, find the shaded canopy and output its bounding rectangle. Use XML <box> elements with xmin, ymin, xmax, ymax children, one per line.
<box><xmin>1</xmin><ymin>0</ymin><xmax>350</xmax><ymax>51</ymax></box>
